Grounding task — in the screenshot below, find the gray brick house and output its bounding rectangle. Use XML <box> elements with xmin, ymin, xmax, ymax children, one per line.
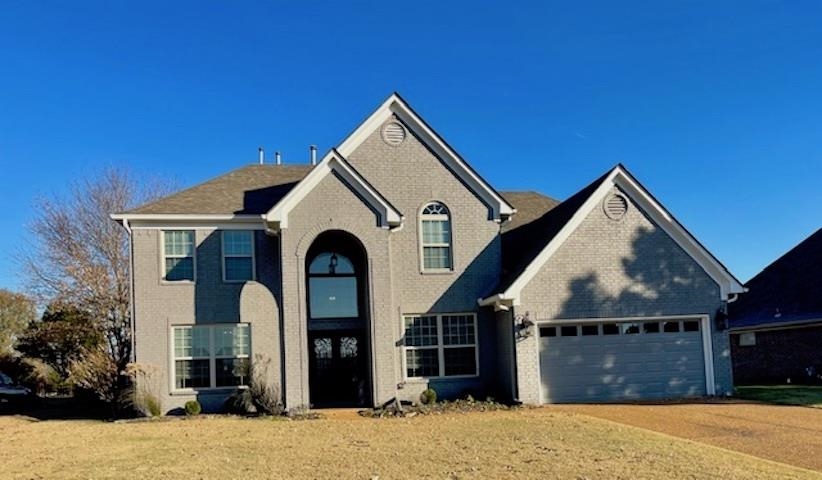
<box><xmin>112</xmin><ymin>93</ymin><xmax>745</xmax><ymax>412</ymax></box>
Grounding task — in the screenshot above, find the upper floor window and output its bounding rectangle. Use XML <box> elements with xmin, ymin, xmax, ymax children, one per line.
<box><xmin>163</xmin><ymin>230</ymin><xmax>195</xmax><ymax>282</ymax></box>
<box><xmin>222</xmin><ymin>231</ymin><xmax>255</xmax><ymax>282</ymax></box>
<box><xmin>420</xmin><ymin>202</ymin><xmax>452</xmax><ymax>271</ymax></box>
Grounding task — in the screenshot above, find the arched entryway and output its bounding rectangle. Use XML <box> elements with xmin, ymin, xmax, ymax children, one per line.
<box><xmin>305</xmin><ymin>230</ymin><xmax>371</xmax><ymax>407</ymax></box>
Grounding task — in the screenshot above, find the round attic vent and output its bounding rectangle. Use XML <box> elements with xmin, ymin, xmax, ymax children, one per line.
<box><xmin>381</xmin><ymin>122</ymin><xmax>406</xmax><ymax>146</ymax></box>
<box><xmin>604</xmin><ymin>194</ymin><xmax>628</xmax><ymax>220</ymax></box>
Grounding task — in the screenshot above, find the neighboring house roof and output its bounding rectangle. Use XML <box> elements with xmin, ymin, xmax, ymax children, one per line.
<box><xmin>337</xmin><ymin>92</ymin><xmax>516</xmax><ymax>220</ymax></box>
<box><xmin>729</xmin><ymin>228</ymin><xmax>822</xmax><ymax>330</ymax></box>
<box><xmin>265</xmin><ymin>149</ymin><xmax>403</xmax><ymax>230</ymax></box>
<box><xmin>116</xmin><ymin>164</ymin><xmax>312</xmax><ymax>217</ymax></box>
<box><xmin>481</xmin><ymin>164</ymin><xmax>746</xmax><ymax>309</ymax></box>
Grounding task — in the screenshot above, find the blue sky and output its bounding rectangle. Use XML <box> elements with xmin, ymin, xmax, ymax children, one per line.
<box><xmin>1</xmin><ymin>1</ymin><xmax>820</xmax><ymax>291</ymax></box>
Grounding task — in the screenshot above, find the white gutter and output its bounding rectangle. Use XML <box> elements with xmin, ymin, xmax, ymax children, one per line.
<box><xmin>110</xmin><ymin>213</ymin><xmax>265</xmax><ymax>221</ymax></box>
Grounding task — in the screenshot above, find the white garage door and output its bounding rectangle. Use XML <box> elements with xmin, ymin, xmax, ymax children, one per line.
<box><xmin>538</xmin><ymin>317</ymin><xmax>710</xmax><ymax>403</ymax></box>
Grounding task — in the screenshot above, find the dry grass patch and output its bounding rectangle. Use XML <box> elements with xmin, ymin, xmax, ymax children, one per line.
<box><xmin>0</xmin><ymin>409</ymin><xmax>817</xmax><ymax>479</ymax></box>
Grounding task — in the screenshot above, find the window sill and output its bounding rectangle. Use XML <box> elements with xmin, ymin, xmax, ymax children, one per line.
<box><xmin>420</xmin><ymin>269</ymin><xmax>454</xmax><ymax>275</ymax></box>
<box><xmin>404</xmin><ymin>374</ymin><xmax>479</xmax><ymax>382</ymax></box>
<box><xmin>222</xmin><ymin>279</ymin><xmax>257</xmax><ymax>284</ymax></box>
<box><xmin>170</xmin><ymin>386</ymin><xmax>247</xmax><ymax>396</ymax></box>
<box><xmin>160</xmin><ymin>279</ymin><xmax>196</xmax><ymax>286</ymax></box>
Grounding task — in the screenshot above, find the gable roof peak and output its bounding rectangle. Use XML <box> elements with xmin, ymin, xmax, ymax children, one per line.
<box><xmin>264</xmin><ymin>148</ymin><xmax>403</xmax><ymax>231</ymax></box>
<box><xmin>337</xmin><ymin>93</ymin><xmax>515</xmax><ymax>220</ymax></box>
<box><xmin>481</xmin><ymin>163</ymin><xmax>745</xmax><ymax>309</ymax></box>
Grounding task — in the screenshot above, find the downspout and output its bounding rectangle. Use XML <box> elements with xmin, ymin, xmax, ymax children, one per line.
<box><xmin>509</xmin><ymin>305</ymin><xmax>521</xmax><ymax>404</ymax></box>
<box><xmin>123</xmin><ymin>218</ymin><xmax>136</xmax><ymax>364</ymax></box>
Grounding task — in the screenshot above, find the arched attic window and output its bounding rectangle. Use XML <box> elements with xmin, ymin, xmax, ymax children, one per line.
<box><xmin>420</xmin><ymin>202</ymin><xmax>453</xmax><ymax>271</ymax></box>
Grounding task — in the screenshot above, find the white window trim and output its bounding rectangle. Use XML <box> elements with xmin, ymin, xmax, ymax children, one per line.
<box><xmin>169</xmin><ymin>324</ymin><xmax>251</xmax><ymax>394</ymax></box>
<box><xmin>160</xmin><ymin>229</ymin><xmax>196</xmax><ymax>284</ymax></box>
<box><xmin>419</xmin><ymin>202</ymin><xmax>454</xmax><ymax>273</ymax></box>
<box><xmin>221</xmin><ymin>230</ymin><xmax>257</xmax><ymax>283</ymax></box>
<box><xmin>402</xmin><ymin>312</ymin><xmax>479</xmax><ymax>380</ymax></box>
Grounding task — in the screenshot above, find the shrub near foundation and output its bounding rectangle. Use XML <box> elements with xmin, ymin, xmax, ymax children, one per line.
<box><xmin>184</xmin><ymin>400</ymin><xmax>201</xmax><ymax>416</ymax></box>
<box><xmin>419</xmin><ymin>388</ymin><xmax>437</xmax><ymax>405</ymax></box>
<box><xmin>362</xmin><ymin>395</ymin><xmax>514</xmax><ymax>418</ymax></box>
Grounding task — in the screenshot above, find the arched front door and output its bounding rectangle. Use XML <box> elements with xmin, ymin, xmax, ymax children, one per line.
<box><xmin>305</xmin><ymin>231</ymin><xmax>371</xmax><ymax>407</ymax></box>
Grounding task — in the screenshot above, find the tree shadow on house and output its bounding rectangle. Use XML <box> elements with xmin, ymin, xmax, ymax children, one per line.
<box><xmin>186</xmin><ymin>230</ymin><xmax>281</xmax><ymax>414</ymax></box>
<box><xmin>540</xmin><ymin>225</ymin><xmax>721</xmax><ymax>403</ymax></box>
<box><xmin>397</xmin><ymin>236</ymin><xmax>504</xmax><ymax>401</ymax></box>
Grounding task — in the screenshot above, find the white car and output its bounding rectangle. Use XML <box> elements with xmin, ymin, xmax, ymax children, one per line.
<box><xmin>0</xmin><ymin>371</ymin><xmax>31</xmax><ymax>403</ymax></box>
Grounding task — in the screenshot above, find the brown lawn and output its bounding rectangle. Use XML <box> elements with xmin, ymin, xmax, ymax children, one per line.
<box><xmin>0</xmin><ymin>408</ymin><xmax>818</xmax><ymax>480</ymax></box>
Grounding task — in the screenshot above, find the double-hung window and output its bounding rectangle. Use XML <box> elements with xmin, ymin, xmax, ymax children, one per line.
<box><xmin>163</xmin><ymin>230</ymin><xmax>195</xmax><ymax>281</ymax></box>
<box><xmin>222</xmin><ymin>230</ymin><xmax>255</xmax><ymax>282</ymax></box>
<box><xmin>403</xmin><ymin>313</ymin><xmax>477</xmax><ymax>379</ymax></box>
<box><xmin>172</xmin><ymin>324</ymin><xmax>251</xmax><ymax>390</ymax></box>
<box><xmin>420</xmin><ymin>202</ymin><xmax>452</xmax><ymax>271</ymax></box>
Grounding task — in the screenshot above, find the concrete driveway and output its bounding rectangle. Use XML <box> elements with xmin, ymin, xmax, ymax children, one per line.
<box><xmin>554</xmin><ymin>402</ymin><xmax>822</xmax><ymax>472</ymax></box>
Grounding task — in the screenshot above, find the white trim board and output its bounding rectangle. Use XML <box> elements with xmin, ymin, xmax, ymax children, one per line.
<box><xmin>111</xmin><ymin>213</ymin><xmax>264</xmax><ymax>222</ymax></box>
<box><xmin>264</xmin><ymin>149</ymin><xmax>403</xmax><ymax>231</ymax></box>
<box><xmin>480</xmin><ymin>165</ymin><xmax>745</xmax><ymax>308</ymax></box>
<box><xmin>337</xmin><ymin>92</ymin><xmax>515</xmax><ymax>221</ymax></box>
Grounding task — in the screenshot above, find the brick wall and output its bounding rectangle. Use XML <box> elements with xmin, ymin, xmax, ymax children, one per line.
<box><xmin>514</xmin><ymin>186</ymin><xmax>732</xmax><ymax>403</ymax></box>
<box><xmin>132</xmin><ymin>228</ymin><xmax>281</xmax><ymax>413</ymax></box>
<box><xmin>345</xmin><ymin>120</ymin><xmax>503</xmax><ymax>404</ymax></box>
<box><xmin>731</xmin><ymin>324</ymin><xmax>822</xmax><ymax>384</ymax></box>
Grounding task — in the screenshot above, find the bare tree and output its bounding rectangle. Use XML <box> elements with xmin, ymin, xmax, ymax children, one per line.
<box><xmin>0</xmin><ymin>289</ymin><xmax>36</xmax><ymax>355</ymax></box>
<box><xmin>21</xmin><ymin>167</ymin><xmax>172</xmax><ymax>375</ymax></box>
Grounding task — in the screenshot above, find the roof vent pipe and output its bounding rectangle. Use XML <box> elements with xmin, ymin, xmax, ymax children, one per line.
<box><xmin>275</xmin><ymin>151</ymin><xmax>282</xmax><ymax>165</ymax></box>
<box><xmin>310</xmin><ymin>145</ymin><xmax>317</xmax><ymax>165</ymax></box>
<box><xmin>258</xmin><ymin>147</ymin><xmax>264</xmax><ymax>165</ymax></box>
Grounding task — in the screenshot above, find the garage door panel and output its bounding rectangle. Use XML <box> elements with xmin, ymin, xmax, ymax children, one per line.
<box><xmin>539</xmin><ymin>319</ymin><xmax>707</xmax><ymax>403</ymax></box>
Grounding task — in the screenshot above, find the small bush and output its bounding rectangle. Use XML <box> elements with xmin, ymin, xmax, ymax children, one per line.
<box><xmin>420</xmin><ymin>388</ymin><xmax>437</xmax><ymax>405</ymax></box>
<box><xmin>184</xmin><ymin>400</ymin><xmax>201</xmax><ymax>416</ymax></box>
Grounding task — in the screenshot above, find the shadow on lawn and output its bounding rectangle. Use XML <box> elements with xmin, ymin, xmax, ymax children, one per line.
<box><xmin>0</xmin><ymin>395</ymin><xmax>112</xmax><ymax>421</ymax></box>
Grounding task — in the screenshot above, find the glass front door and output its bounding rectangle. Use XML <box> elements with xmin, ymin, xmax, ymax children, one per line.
<box><xmin>308</xmin><ymin>330</ymin><xmax>367</xmax><ymax>407</ymax></box>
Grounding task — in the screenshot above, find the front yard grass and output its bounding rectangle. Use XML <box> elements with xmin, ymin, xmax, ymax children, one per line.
<box><xmin>0</xmin><ymin>408</ymin><xmax>816</xmax><ymax>479</ymax></box>
<box><xmin>0</xmin><ymin>408</ymin><xmax>819</xmax><ymax>480</ymax></box>
<box><xmin>736</xmin><ymin>385</ymin><xmax>822</xmax><ymax>408</ymax></box>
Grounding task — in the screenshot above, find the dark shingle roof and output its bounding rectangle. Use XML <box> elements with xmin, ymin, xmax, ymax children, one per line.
<box><xmin>730</xmin><ymin>228</ymin><xmax>822</xmax><ymax>329</ymax></box>
<box><xmin>497</xmin><ymin>169</ymin><xmax>612</xmax><ymax>293</ymax></box>
<box><xmin>123</xmin><ymin>164</ymin><xmax>313</xmax><ymax>215</ymax></box>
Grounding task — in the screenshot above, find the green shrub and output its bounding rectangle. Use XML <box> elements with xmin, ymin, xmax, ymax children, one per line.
<box><xmin>420</xmin><ymin>388</ymin><xmax>437</xmax><ymax>405</ymax></box>
<box><xmin>184</xmin><ymin>400</ymin><xmax>201</xmax><ymax>416</ymax></box>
